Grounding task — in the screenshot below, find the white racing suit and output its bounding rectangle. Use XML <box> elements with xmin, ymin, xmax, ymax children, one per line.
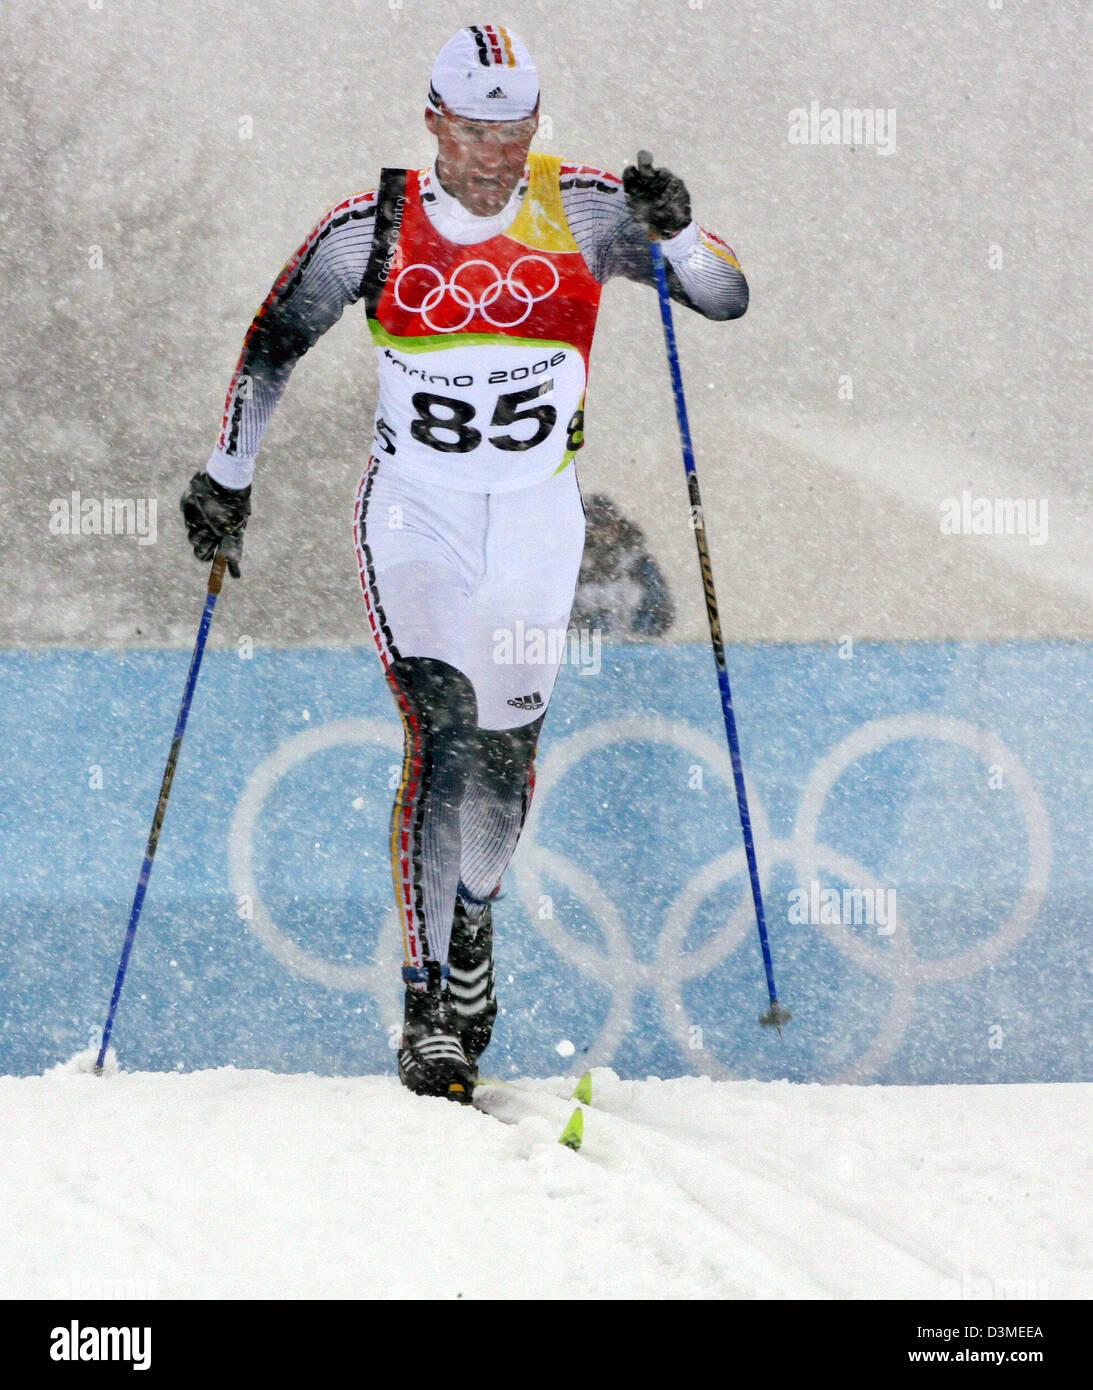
<box><xmin>207</xmin><ymin>151</ymin><xmax>747</xmax><ymax>981</ymax></box>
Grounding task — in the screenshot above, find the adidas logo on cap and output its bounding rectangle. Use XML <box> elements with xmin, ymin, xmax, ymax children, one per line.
<box><xmin>486</xmin><ymin>86</ymin><xmax>507</xmax><ymax>98</ymax></box>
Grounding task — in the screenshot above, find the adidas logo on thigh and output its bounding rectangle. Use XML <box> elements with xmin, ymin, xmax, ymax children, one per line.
<box><xmin>506</xmin><ymin>691</ymin><xmax>544</xmax><ymax>710</ymax></box>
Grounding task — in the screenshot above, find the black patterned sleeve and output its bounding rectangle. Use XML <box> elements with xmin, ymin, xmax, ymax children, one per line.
<box><xmin>206</xmin><ymin>191</ymin><xmax>378</xmax><ymax>488</ymax></box>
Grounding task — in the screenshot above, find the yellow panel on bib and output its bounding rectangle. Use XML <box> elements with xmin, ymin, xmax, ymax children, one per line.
<box><xmin>507</xmin><ymin>153</ymin><xmax>580</xmax><ymax>254</ymax></box>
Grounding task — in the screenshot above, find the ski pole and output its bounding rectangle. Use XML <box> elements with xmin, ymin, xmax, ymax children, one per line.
<box><xmin>637</xmin><ymin>151</ymin><xmax>790</xmax><ymax>1032</ymax></box>
<box><xmin>94</xmin><ymin>549</ymin><xmax>229</xmax><ymax>1073</ymax></box>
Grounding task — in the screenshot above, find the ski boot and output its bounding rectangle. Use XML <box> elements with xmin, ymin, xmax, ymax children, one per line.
<box><xmin>447</xmin><ymin>892</ymin><xmax>498</xmax><ymax>1077</ymax></box>
<box><xmin>397</xmin><ymin>964</ymin><xmax>476</xmax><ymax>1104</ymax></box>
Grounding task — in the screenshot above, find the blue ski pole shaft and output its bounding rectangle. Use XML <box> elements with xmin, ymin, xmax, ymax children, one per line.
<box><xmin>94</xmin><ymin>551</ymin><xmax>228</xmax><ymax>1073</ymax></box>
<box><xmin>639</xmin><ymin>153</ymin><xmax>789</xmax><ymax>1029</ymax></box>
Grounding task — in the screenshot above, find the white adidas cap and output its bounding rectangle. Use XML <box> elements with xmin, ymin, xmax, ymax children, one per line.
<box><xmin>427</xmin><ymin>24</ymin><xmax>540</xmax><ymax>122</ymax></box>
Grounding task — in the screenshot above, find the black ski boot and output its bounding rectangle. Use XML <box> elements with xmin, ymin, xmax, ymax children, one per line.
<box><xmin>448</xmin><ymin>894</ymin><xmax>498</xmax><ymax>1075</ymax></box>
<box><xmin>397</xmin><ymin>966</ymin><xmax>476</xmax><ymax>1104</ymax></box>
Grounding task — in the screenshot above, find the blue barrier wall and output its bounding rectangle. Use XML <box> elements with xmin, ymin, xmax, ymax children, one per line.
<box><xmin>2</xmin><ymin>641</ymin><xmax>1089</xmax><ymax>1083</ymax></box>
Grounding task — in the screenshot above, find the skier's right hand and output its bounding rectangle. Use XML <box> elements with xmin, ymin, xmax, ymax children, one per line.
<box><xmin>180</xmin><ymin>471</ymin><xmax>251</xmax><ymax>578</ymax></box>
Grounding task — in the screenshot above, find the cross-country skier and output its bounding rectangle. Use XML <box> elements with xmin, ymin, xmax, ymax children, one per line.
<box><xmin>181</xmin><ymin>24</ymin><xmax>748</xmax><ymax>1102</ymax></box>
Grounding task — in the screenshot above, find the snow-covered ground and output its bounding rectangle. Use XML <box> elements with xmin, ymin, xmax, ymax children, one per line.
<box><xmin>3</xmin><ymin>1062</ymin><xmax>1088</xmax><ymax>1300</ymax></box>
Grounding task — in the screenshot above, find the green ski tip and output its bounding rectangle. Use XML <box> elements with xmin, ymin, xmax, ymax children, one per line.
<box><xmin>571</xmin><ymin>1070</ymin><xmax>593</xmax><ymax>1105</ymax></box>
<box><xmin>558</xmin><ymin>1106</ymin><xmax>584</xmax><ymax>1151</ymax></box>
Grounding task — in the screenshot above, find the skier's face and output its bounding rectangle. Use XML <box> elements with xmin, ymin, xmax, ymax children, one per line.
<box><xmin>426</xmin><ymin>108</ymin><xmax>538</xmax><ymax>216</ymax></box>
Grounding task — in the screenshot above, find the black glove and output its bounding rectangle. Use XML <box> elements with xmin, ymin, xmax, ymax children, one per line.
<box><xmin>623</xmin><ymin>154</ymin><xmax>692</xmax><ymax>239</ymax></box>
<box><xmin>180</xmin><ymin>470</ymin><xmax>251</xmax><ymax>578</ymax></box>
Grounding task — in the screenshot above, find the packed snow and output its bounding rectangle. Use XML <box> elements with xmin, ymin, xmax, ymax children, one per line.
<box><xmin>3</xmin><ymin>1060</ymin><xmax>1087</xmax><ymax>1299</ymax></box>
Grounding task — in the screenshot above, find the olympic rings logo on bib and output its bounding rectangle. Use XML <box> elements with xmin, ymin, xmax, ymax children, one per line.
<box><xmin>394</xmin><ymin>256</ymin><xmax>560</xmax><ymax>333</ymax></box>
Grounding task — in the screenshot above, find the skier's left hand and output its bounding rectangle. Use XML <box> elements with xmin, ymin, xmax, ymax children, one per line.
<box><xmin>623</xmin><ymin>157</ymin><xmax>692</xmax><ymax>239</ymax></box>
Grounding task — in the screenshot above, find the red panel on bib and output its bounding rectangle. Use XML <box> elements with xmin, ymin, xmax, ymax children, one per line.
<box><xmin>373</xmin><ymin>170</ymin><xmax>603</xmax><ymax>367</ymax></box>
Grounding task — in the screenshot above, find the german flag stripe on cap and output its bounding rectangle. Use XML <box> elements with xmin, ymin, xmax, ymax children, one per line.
<box><xmin>469</xmin><ymin>24</ymin><xmax>517</xmax><ymax>66</ymax></box>
<box><xmin>487</xmin><ymin>24</ymin><xmax>516</xmax><ymax>64</ymax></box>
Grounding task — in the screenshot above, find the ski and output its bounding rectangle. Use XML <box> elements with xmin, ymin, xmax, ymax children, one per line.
<box><xmin>473</xmin><ymin>1070</ymin><xmax>593</xmax><ymax>1149</ymax></box>
<box><xmin>558</xmin><ymin>1106</ymin><xmax>583</xmax><ymax>1150</ymax></box>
